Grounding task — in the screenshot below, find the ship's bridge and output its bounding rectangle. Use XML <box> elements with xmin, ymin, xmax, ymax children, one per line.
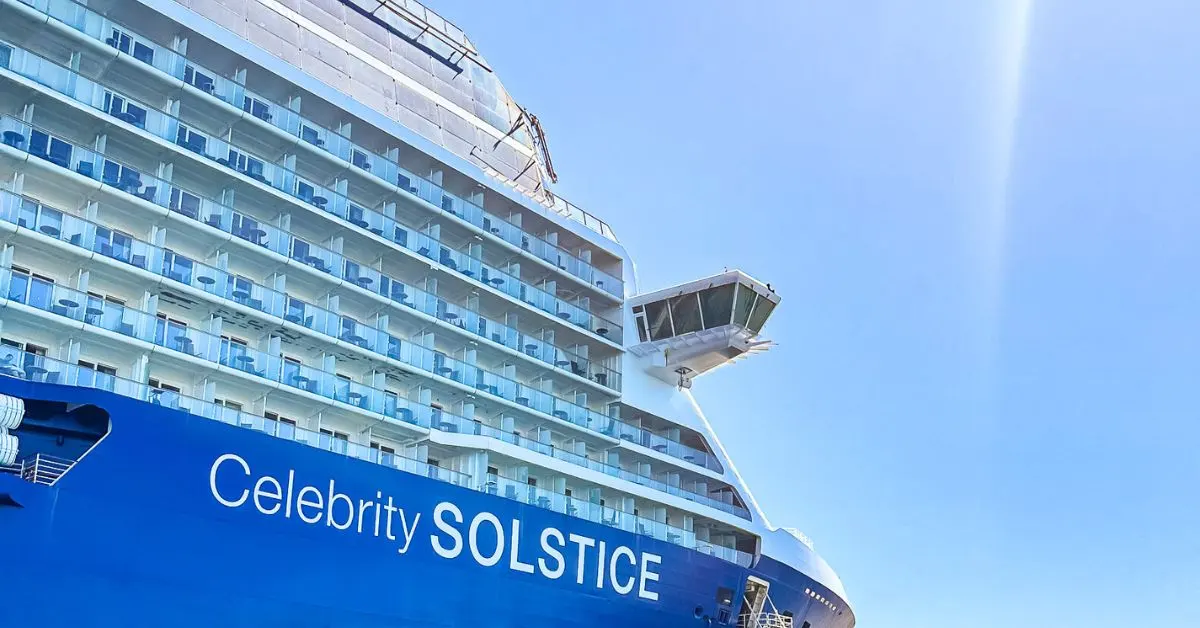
<box><xmin>628</xmin><ymin>271</ymin><xmax>779</xmax><ymax>387</ymax></box>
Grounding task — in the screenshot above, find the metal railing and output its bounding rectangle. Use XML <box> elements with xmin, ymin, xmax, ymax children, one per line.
<box><xmin>0</xmin><ymin>183</ymin><xmax>724</xmax><ymax>475</ymax></box>
<box><xmin>3</xmin><ymin>0</ymin><xmax>626</xmax><ymax>299</ymax></box>
<box><xmin>5</xmin><ymin>453</ymin><xmax>75</xmax><ymax>485</ymax></box>
<box><xmin>0</xmin><ymin>259</ymin><xmax>742</xmax><ymax>516</ymax></box>
<box><xmin>0</xmin><ymin>349</ymin><xmax>756</xmax><ymax>566</ymax></box>
<box><xmin>740</xmin><ymin>614</ymin><xmax>794</xmax><ymax>628</ymax></box>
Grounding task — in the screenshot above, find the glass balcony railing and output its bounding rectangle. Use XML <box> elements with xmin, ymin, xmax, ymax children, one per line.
<box><xmin>0</xmin><ymin>114</ymin><xmax>622</xmax><ymax>391</ymax></box>
<box><xmin>0</xmin><ymin>346</ymin><xmax>753</xmax><ymax>566</ymax></box>
<box><xmin>0</xmin><ymin>39</ymin><xmax>623</xmax><ymax>341</ymax></box>
<box><xmin>0</xmin><ymin>344</ymin><xmax>465</xmax><ymax>486</ymax></box>
<box><xmin>481</xmin><ymin>473</ymin><xmax>750</xmax><ymax>565</ymax></box>
<box><xmin>0</xmin><ymin>266</ymin><xmax>442</xmax><ymax>426</ymax></box>
<box><xmin>0</xmin><ymin>190</ymin><xmax>736</xmax><ymax>503</ymax></box>
<box><xmin>435</xmin><ymin>413</ymin><xmax>747</xmax><ymax>517</ymax></box>
<box><xmin>5</xmin><ymin>0</ymin><xmax>625</xmax><ymax>300</ymax></box>
<box><xmin>0</xmin><ymin>196</ymin><xmax>743</xmax><ymax>514</ymax></box>
<box><xmin>488</xmin><ymin>470</ymin><xmax>695</xmax><ymax>538</ymax></box>
<box><xmin>0</xmin><ymin>99</ymin><xmax>722</xmax><ymax>476</ymax></box>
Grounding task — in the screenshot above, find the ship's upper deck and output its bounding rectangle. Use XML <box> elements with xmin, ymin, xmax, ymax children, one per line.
<box><xmin>205</xmin><ymin>0</ymin><xmax>621</xmax><ymax>245</ymax></box>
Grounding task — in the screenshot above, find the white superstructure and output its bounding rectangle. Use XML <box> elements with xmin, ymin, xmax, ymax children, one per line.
<box><xmin>0</xmin><ymin>0</ymin><xmax>848</xmax><ymax>613</ymax></box>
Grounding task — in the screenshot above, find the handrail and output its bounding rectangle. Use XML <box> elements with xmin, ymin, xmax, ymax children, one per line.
<box><xmin>0</xmin><ymin>39</ymin><xmax>623</xmax><ymax>340</ymax></box>
<box><xmin>2</xmin><ymin>0</ymin><xmax>624</xmax><ymax>298</ymax></box>
<box><xmin>0</xmin><ymin>234</ymin><xmax>743</xmax><ymax>516</ymax></box>
<box><xmin>0</xmin><ymin>146</ymin><xmax>722</xmax><ymax>474</ymax></box>
<box><xmin>7</xmin><ymin>453</ymin><xmax>75</xmax><ymax>485</ymax></box>
<box><xmin>740</xmin><ymin>613</ymin><xmax>794</xmax><ymax>628</ymax></box>
<box><xmin>0</xmin><ymin>348</ymin><xmax>753</xmax><ymax>565</ymax></box>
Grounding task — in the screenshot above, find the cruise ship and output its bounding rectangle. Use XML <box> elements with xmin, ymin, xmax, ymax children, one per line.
<box><xmin>0</xmin><ymin>0</ymin><xmax>855</xmax><ymax>625</ymax></box>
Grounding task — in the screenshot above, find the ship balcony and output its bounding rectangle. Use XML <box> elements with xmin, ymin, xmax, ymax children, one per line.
<box><xmin>0</xmin><ymin>49</ymin><xmax>747</xmax><ymax>474</ymax></box>
<box><xmin>0</xmin><ymin>347</ymin><xmax>755</xmax><ymax>566</ymax></box>
<box><xmin>428</xmin><ymin>414</ymin><xmax>750</xmax><ymax>519</ymax></box>
<box><xmin>0</xmin><ymin>43</ymin><xmax>624</xmax><ymax>347</ymax></box>
<box><xmin>479</xmin><ymin>472</ymin><xmax>751</xmax><ymax>565</ymax></box>
<box><xmin>0</xmin><ymin>214</ymin><xmax>729</xmax><ymax>496</ymax></box>
<box><xmin>0</xmin><ymin>260</ymin><xmax>746</xmax><ymax>518</ymax></box>
<box><xmin>0</xmin><ymin>113</ymin><xmax>622</xmax><ymax>396</ymax></box>
<box><xmin>0</xmin><ymin>0</ymin><xmax>626</xmax><ymax>302</ymax></box>
<box><xmin>0</xmin><ymin>196</ymin><xmax>736</xmax><ymax>478</ymax></box>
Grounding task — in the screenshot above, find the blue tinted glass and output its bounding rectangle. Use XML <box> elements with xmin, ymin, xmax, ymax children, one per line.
<box><xmin>28</xmin><ymin>130</ymin><xmax>49</xmax><ymax>156</ymax></box>
<box><xmin>296</xmin><ymin>181</ymin><xmax>314</xmax><ymax>201</ymax></box>
<box><xmin>102</xmin><ymin>160</ymin><xmax>121</xmax><ymax>185</ymax></box>
<box><xmin>17</xmin><ymin>200</ymin><xmax>37</xmax><ymax>228</ymax></box>
<box><xmin>7</xmin><ymin>272</ymin><xmax>27</xmax><ymax>301</ymax></box>
<box><xmin>126</xmin><ymin>104</ymin><xmax>147</xmax><ymax>127</ymax></box>
<box><xmin>252</xmin><ymin>101</ymin><xmax>269</xmax><ymax>120</ymax></box>
<box><xmin>132</xmin><ymin>42</ymin><xmax>153</xmax><ymax>64</ymax></box>
<box><xmin>48</xmin><ymin>138</ymin><xmax>72</xmax><ymax>166</ymax></box>
<box><xmin>301</xmin><ymin>126</ymin><xmax>321</xmax><ymax>145</ymax></box>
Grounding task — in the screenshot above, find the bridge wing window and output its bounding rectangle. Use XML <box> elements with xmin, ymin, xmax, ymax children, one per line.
<box><xmin>668</xmin><ymin>293</ymin><xmax>703</xmax><ymax>335</ymax></box>
<box><xmin>732</xmin><ymin>283</ymin><xmax>757</xmax><ymax>327</ymax></box>
<box><xmin>747</xmin><ymin>296</ymin><xmax>776</xmax><ymax>333</ymax></box>
<box><xmin>644</xmin><ymin>300</ymin><xmax>673</xmax><ymax>341</ymax></box>
<box><xmin>699</xmin><ymin>284</ymin><xmax>734</xmax><ymax>329</ymax></box>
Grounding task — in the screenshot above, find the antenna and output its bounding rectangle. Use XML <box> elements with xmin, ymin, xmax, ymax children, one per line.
<box><xmin>524</xmin><ymin>109</ymin><xmax>558</xmax><ymax>183</ymax></box>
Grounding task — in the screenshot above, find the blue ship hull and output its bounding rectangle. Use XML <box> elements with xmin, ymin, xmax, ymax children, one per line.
<box><xmin>0</xmin><ymin>378</ymin><xmax>850</xmax><ymax>627</ymax></box>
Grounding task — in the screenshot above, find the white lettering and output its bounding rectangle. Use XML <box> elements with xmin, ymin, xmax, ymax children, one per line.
<box><xmin>469</xmin><ymin>512</ymin><xmax>505</xmax><ymax>567</ymax></box>
<box><xmin>638</xmin><ymin>553</ymin><xmax>662</xmax><ymax>601</ymax></box>
<box><xmin>508</xmin><ymin>519</ymin><xmax>535</xmax><ymax>574</ymax></box>
<box><xmin>357</xmin><ymin>499</ymin><xmax>373</xmax><ymax>534</ymax></box>
<box><xmin>372</xmin><ymin>489</ymin><xmax>381</xmax><ymax>537</ymax></box>
<box><xmin>396</xmin><ymin>511</ymin><xmax>421</xmax><ymax>555</ymax></box>
<box><xmin>538</xmin><ymin>527</ymin><xmax>565</xmax><ymax>579</ymax></box>
<box><xmin>209</xmin><ymin>453</ymin><xmax>250</xmax><ymax>507</ymax></box>
<box><xmin>284</xmin><ymin>469</ymin><xmax>295</xmax><ymax>518</ymax></box>
<box><xmin>252</xmin><ymin>475</ymin><xmax>282</xmax><ymax>515</ymax></box>
<box><xmin>610</xmin><ymin>546</ymin><xmax>637</xmax><ymax>595</ymax></box>
<box><xmin>384</xmin><ymin>499</ymin><xmax>398</xmax><ymax>540</ymax></box>
<box><xmin>568</xmin><ymin>533</ymin><xmax>596</xmax><ymax>585</ymax></box>
<box><xmin>596</xmin><ymin>540</ymin><xmax>607</xmax><ymax>589</ymax></box>
<box><xmin>326</xmin><ymin>480</ymin><xmax>352</xmax><ymax>530</ymax></box>
<box><xmin>296</xmin><ymin>485</ymin><xmax>323</xmax><ymax>524</ymax></box>
<box><xmin>206</xmin><ymin>456</ymin><xmax>667</xmax><ymax>594</ymax></box>
<box><xmin>430</xmin><ymin>502</ymin><xmax>463</xmax><ymax>559</ymax></box>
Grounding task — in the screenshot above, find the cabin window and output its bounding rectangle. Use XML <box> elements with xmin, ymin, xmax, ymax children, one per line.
<box><xmin>76</xmin><ymin>360</ymin><xmax>117</xmax><ymax>389</ymax></box>
<box><xmin>319</xmin><ymin>428</ymin><xmax>349</xmax><ymax>453</ymax></box>
<box><xmin>148</xmin><ymin>377</ymin><xmax>181</xmax><ymax>393</ymax></box>
<box><xmin>266</xmin><ymin>412</ymin><xmax>296</xmax><ymax>438</ymax></box>
<box><xmin>370</xmin><ymin>441</ymin><xmax>396</xmax><ymax>465</ymax></box>
<box><xmin>282</xmin><ymin>357</ymin><xmax>304</xmax><ymax>383</ymax></box>
<box><xmin>76</xmin><ymin>360</ymin><xmax>117</xmax><ymax>376</ymax></box>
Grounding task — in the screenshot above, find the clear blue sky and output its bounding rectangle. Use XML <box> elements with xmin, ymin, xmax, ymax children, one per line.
<box><xmin>434</xmin><ymin>1</ymin><xmax>1200</xmax><ymax>625</ymax></box>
